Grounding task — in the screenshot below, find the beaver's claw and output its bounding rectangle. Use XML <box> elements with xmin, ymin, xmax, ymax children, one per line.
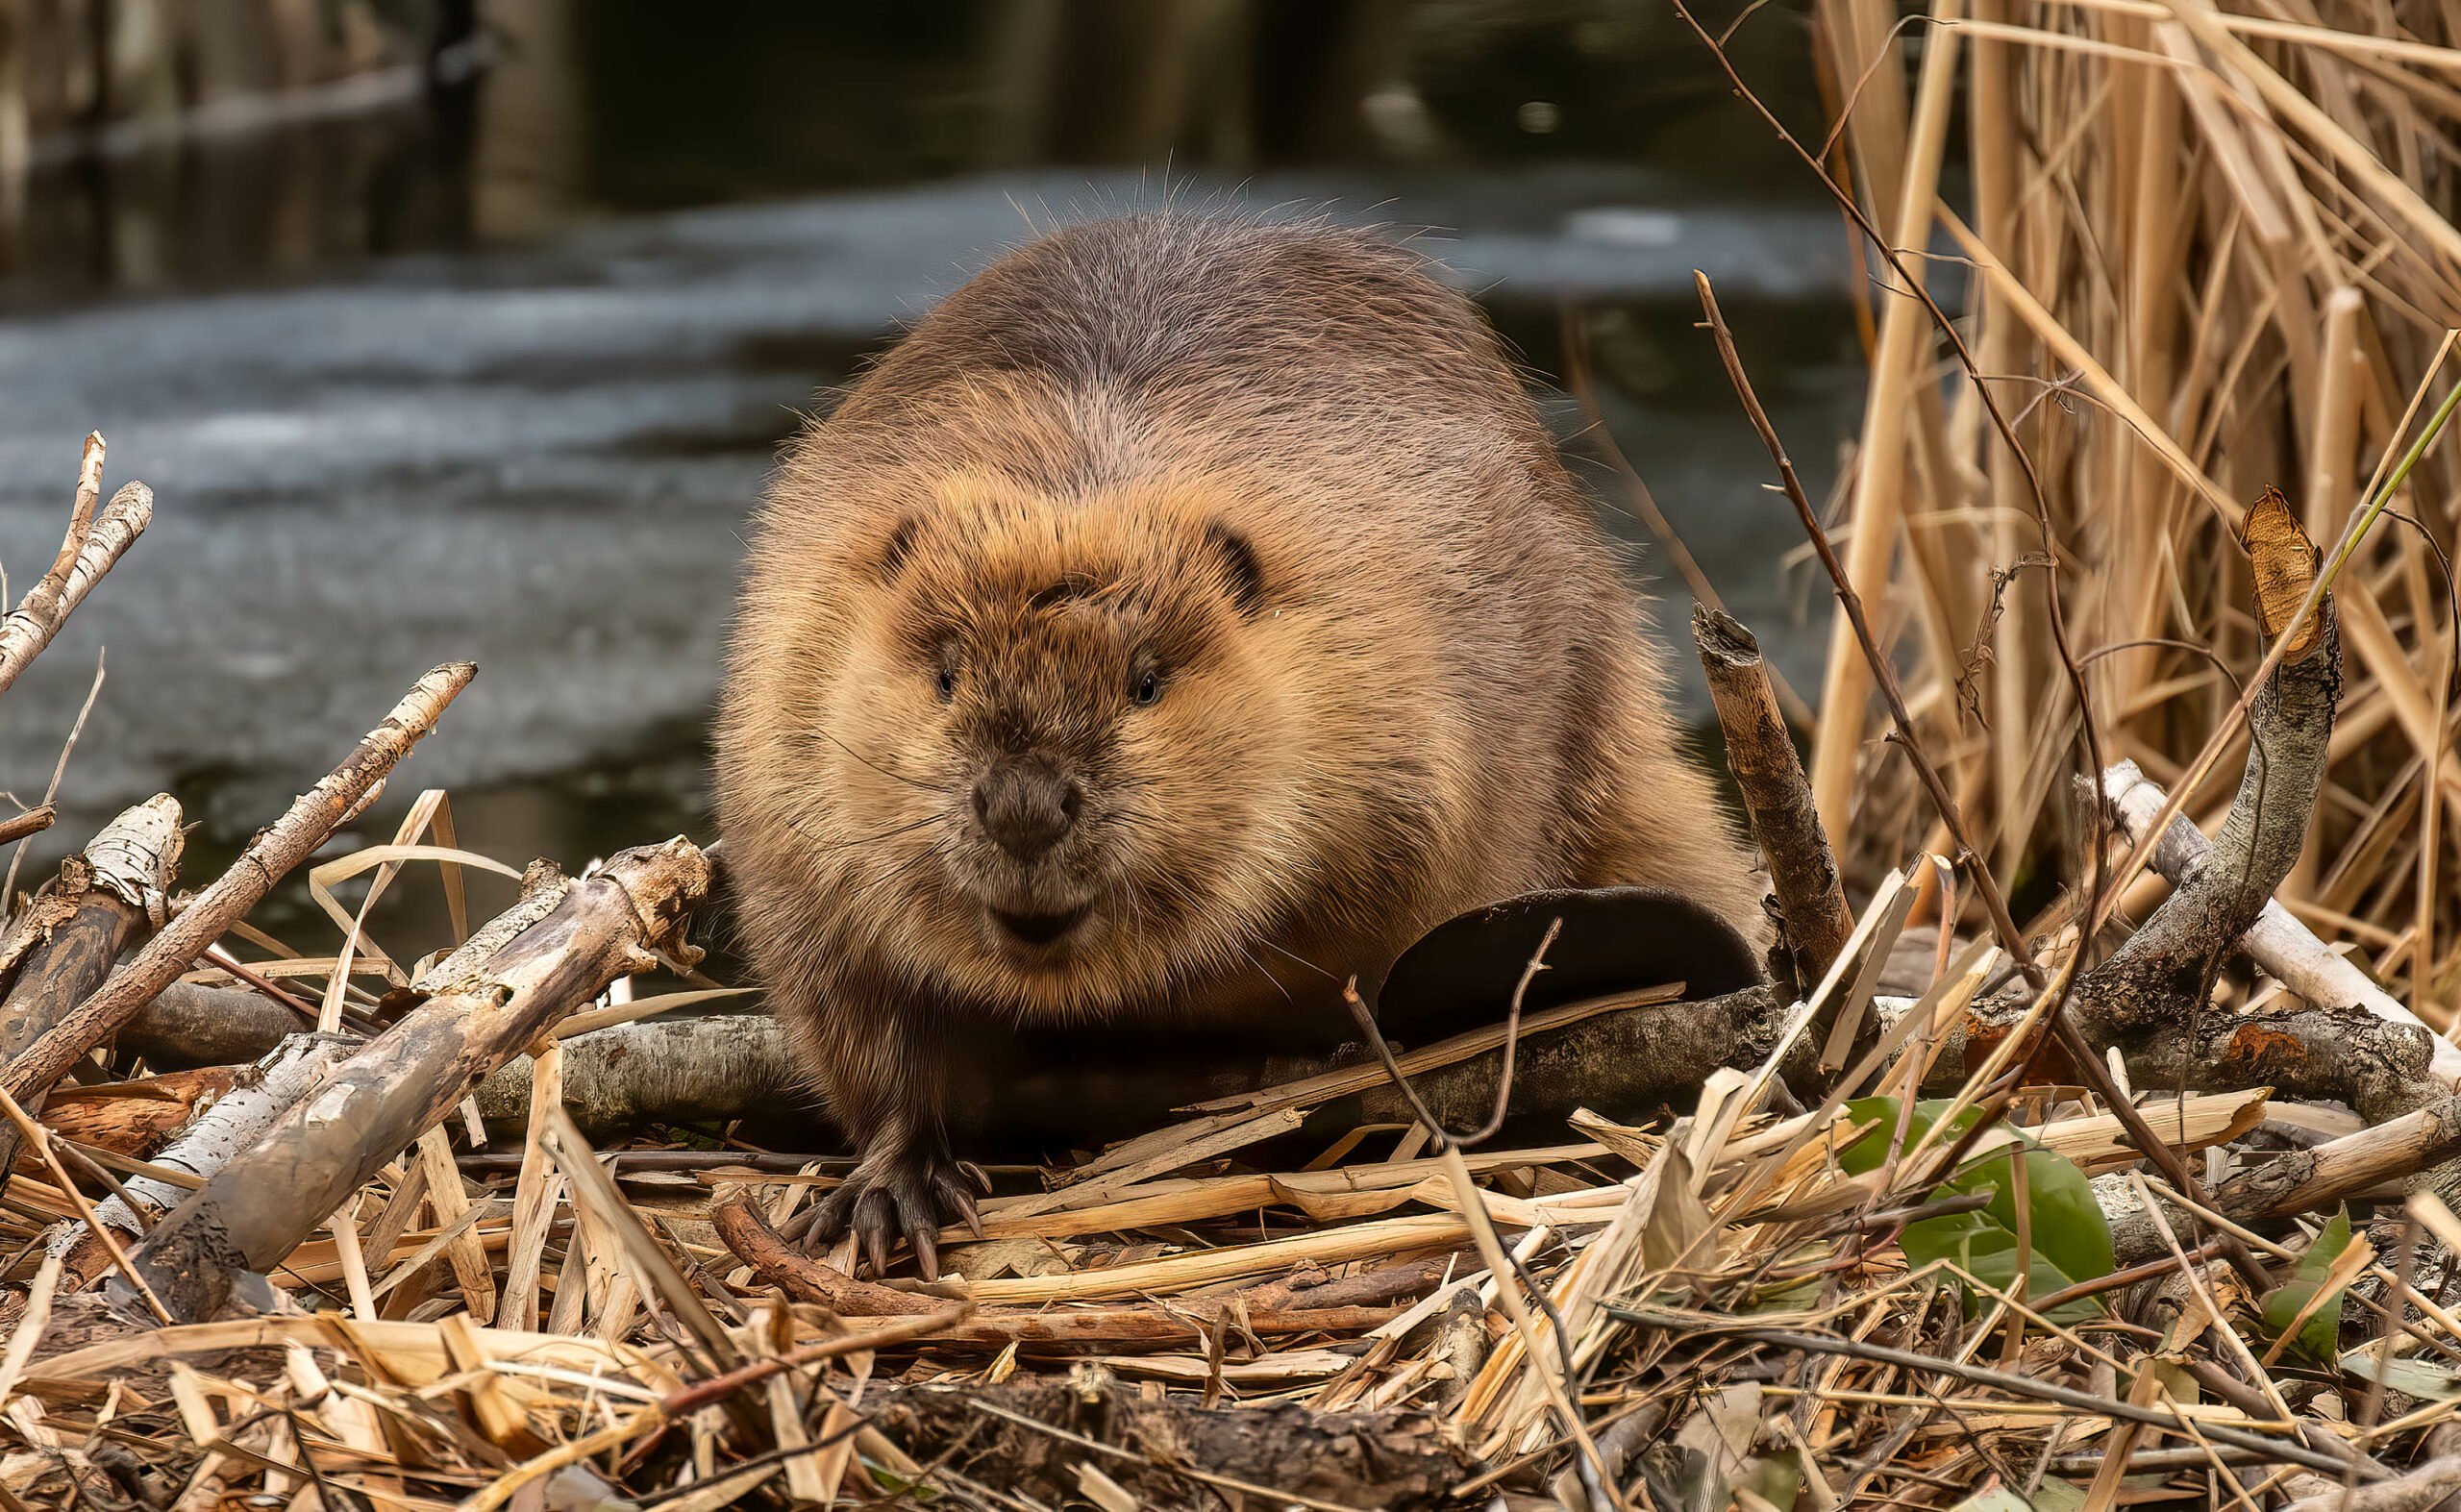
<box><xmin>807</xmin><ymin>1153</ymin><xmax>987</xmax><ymax>1279</ymax></box>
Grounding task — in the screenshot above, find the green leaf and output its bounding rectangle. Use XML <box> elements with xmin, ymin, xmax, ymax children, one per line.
<box><xmin>2261</xmin><ymin>1209</ymin><xmax>2358</xmax><ymax>1364</ymax></box>
<box><xmin>1841</xmin><ymin>1098</ymin><xmax>2117</xmax><ymax>1322</ymax></box>
<box><xmin>2339</xmin><ymin>1348</ymin><xmax>2461</xmax><ymax>1400</ymax></box>
<box><xmin>1952</xmin><ymin>1480</ymin><xmax>2085</xmax><ymax>1512</ymax></box>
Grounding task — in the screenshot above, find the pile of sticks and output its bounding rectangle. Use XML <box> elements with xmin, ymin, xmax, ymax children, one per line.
<box><xmin>0</xmin><ymin>0</ymin><xmax>2455</xmax><ymax>1486</ymax></box>
<box><xmin>0</xmin><ymin>336</ymin><xmax>2444</xmax><ymax>1512</ymax></box>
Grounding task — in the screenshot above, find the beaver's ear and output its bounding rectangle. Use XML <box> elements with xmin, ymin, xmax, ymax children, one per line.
<box><xmin>1204</xmin><ymin>521</ymin><xmax>1266</xmax><ymax>617</ymax></box>
<box><xmin>870</xmin><ymin>514</ymin><xmax>921</xmax><ymax>583</ymax></box>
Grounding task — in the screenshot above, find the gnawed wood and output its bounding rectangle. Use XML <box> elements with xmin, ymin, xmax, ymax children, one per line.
<box><xmin>0</xmin><ymin>665</ymin><xmax>474</xmax><ymax>1147</ymax></box>
<box><xmin>120</xmin><ymin>838</ymin><xmax>709</xmax><ymax>1322</ymax></box>
<box><xmin>1694</xmin><ymin>605</ymin><xmax>1851</xmax><ymax>988</ymax></box>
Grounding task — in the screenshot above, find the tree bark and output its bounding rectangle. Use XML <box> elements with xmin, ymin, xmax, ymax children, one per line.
<box><xmin>0</xmin><ymin>664</ymin><xmax>474</xmax><ymax>1152</ymax></box>
<box><xmin>49</xmin><ymin>1033</ymin><xmax>360</xmax><ymax>1290</ymax></box>
<box><xmin>0</xmin><ymin>795</ymin><xmax>184</xmax><ymax>1062</ymax></box>
<box><xmin>120</xmin><ymin>837</ymin><xmax>710</xmax><ymax>1323</ymax></box>
<box><xmin>0</xmin><ymin>471</ymin><xmax>149</xmax><ymax>701</ymax></box>
<box><xmin>1693</xmin><ymin>604</ymin><xmax>1850</xmax><ymax>987</ymax></box>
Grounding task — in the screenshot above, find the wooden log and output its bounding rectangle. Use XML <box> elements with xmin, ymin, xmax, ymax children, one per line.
<box><xmin>121</xmin><ymin>837</ymin><xmax>710</xmax><ymax>1322</ymax></box>
<box><xmin>0</xmin><ymin>664</ymin><xmax>472</xmax><ymax>1141</ymax></box>
<box><xmin>0</xmin><ymin>446</ymin><xmax>150</xmax><ymax>701</ymax></box>
<box><xmin>50</xmin><ymin>1034</ymin><xmax>360</xmax><ymax>1290</ymax></box>
<box><xmin>113</xmin><ymin>983</ymin><xmax>306</xmax><ymax>1071</ymax></box>
<box><xmin>1692</xmin><ymin>604</ymin><xmax>1852</xmax><ymax>988</ymax></box>
<box><xmin>473</xmin><ymin>1009</ymin><xmax>797</xmax><ymax>1137</ymax></box>
<box><xmin>460</xmin><ymin>980</ymin><xmax>1789</xmax><ymax>1145</ymax></box>
<box><xmin>0</xmin><ymin>795</ymin><xmax>184</xmax><ymax>1062</ymax></box>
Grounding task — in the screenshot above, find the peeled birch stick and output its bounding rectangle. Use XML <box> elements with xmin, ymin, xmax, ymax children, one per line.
<box><xmin>1693</xmin><ymin>605</ymin><xmax>1852</xmax><ymax>986</ymax></box>
<box><xmin>48</xmin><ymin>1032</ymin><xmax>360</xmax><ymax>1290</ymax></box>
<box><xmin>0</xmin><ymin>446</ymin><xmax>151</xmax><ymax>700</ymax></box>
<box><xmin>2102</xmin><ymin>758</ymin><xmax>2461</xmax><ymax>1086</ymax></box>
<box><xmin>0</xmin><ymin>796</ymin><xmax>184</xmax><ymax>1062</ymax></box>
<box><xmin>121</xmin><ymin>836</ymin><xmax>710</xmax><ymax>1323</ymax></box>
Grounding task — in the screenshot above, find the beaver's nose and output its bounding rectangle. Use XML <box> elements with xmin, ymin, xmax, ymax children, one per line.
<box><xmin>973</xmin><ymin>757</ymin><xmax>1081</xmax><ymax>860</ymax></box>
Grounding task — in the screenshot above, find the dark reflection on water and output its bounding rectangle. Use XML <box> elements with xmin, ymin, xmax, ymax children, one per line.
<box><xmin>0</xmin><ymin>1</ymin><xmax>1860</xmax><ymax>955</ymax></box>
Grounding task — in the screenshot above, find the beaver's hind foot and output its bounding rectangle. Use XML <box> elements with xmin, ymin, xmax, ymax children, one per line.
<box><xmin>806</xmin><ymin>1147</ymin><xmax>987</xmax><ymax>1280</ymax></box>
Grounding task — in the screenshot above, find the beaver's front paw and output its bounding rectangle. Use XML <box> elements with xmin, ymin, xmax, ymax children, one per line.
<box><xmin>806</xmin><ymin>1150</ymin><xmax>986</xmax><ymax>1279</ymax></box>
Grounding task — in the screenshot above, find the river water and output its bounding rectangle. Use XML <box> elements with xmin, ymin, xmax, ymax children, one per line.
<box><xmin>0</xmin><ymin>3</ymin><xmax>1860</xmax><ymax>933</ymax></box>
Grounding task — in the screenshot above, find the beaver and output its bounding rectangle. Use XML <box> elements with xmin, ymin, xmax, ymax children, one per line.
<box><xmin>715</xmin><ymin>214</ymin><xmax>1767</xmax><ymax>1277</ymax></box>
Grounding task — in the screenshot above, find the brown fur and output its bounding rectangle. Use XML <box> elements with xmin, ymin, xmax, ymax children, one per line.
<box><xmin>715</xmin><ymin>214</ymin><xmax>1764</xmax><ymax>1269</ymax></box>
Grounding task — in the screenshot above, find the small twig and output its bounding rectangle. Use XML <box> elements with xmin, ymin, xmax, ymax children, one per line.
<box><xmin>965</xmin><ymin>1398</ymin><xmax>1377</xmax><ymax>1512</ymax></box>
<box><xmin>1614</xmin><ymin>1319</ymin><xmax>2370</xmax><ymax>1477</ymax></box>
<box><xmin>198</xmin><ymin>948</ymin><xmax>323</xmax><ymax>1025</ymax></box>
<box><xmin>0</xmin><ymin>1081</ymin><xmax>171</xmax><ymax>1323</ymax></box>
<box><xmin>0</xmin><ymin>809</ymin><xmax>55</xmax><ymax>850</ymax></box>
<box><xmin>3</xmin><ymin>647</ymin><xmax>105</xmax><ymax>907</ymax></box>
<box><xmin>1338</xmin><ymin>916</ymin><xmax>1558</xmax><ymax>1147</ymax></box>
<box><xmin>0</xmin><ymin>448</ymin><xmax>147</xmax><ymax>703</ymax></box>
<box><xmin>1558</xmin><ymin>304</ymin><xmax>1814</xmax><ymax>729</ymax></box>
<box><xmin>659</xmin><ymin>1306</ymin><xmax>972</xmax><ymax>1416</ymax></box>
<box><xmin>2027</xmin><ymin>1235</ymin><xmax>2229</xmax><ymax>1314</ymax></box>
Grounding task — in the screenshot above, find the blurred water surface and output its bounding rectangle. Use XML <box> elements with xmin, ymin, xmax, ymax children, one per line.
<box><xmin>0</xmin><ymin>2</ymin><xmax>1861</xmax><ymax>931</ymax></box>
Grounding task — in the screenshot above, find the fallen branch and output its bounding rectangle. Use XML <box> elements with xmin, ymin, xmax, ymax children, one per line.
<box><xmin>474</xmin><ymin>1012</ymin><xmax>803</xmax><ymax>1138</ymax></box>
<box><xmin>0</xmin><ymin>664</ymin><xmax>474</xmax><ymax>1146</ymax></box>
<box><xmin>2112</xmin><ymin>1094</ymin><xmax>2461</xmax><ymax>1264</ymax></box>
<box><xmin>2281</xmin><ymin>1456</ymin><xmax>2461</xmax><ymax>1512</ymax></box>
<box><xmin>0</xmin><ymin>444</ymin><xmax>150</xmax><ymax>701</ymax></box>
<box><xmin>712</xmin><ymin>1190</ymin><xmax>1429</xmax><ymax>1351</ymax></box>
<box><xmin>1693</xmin><ymin>605</ymin><xmax>1851</xmax><ymax>988</ymax></box>
<box><xmin>49</xmin><ymin>1033</ymin><xmax>360</xmax><ymax>1290</ymax></box>
<box><xmin>113</xmin><ymin>982</ymin><xmax>307</xmax><ymax>1070</ymax></box>
<box><xmin>2102</xmin><ymin>758</ymin><xmax>2461</xmax><ymax>1084</ymax></box>
<box><xmin>121</xmin><ymin>836</ymin><xmax>709</xmax><ymax>1322</ymax></box>
<box><xmin>2076</xmin><ymin>500</ymin><xmax>2340</xmax><ymax>1045</ymax></box>
<box><xmin>0</xmin><ymin>795</ymin><xmax>184</xmax><ymax>1062</ymax></box>
<box><xmin>0</xmin><ymin>808</ymin><xmax>54</xmax><ymax>849</ymax></box>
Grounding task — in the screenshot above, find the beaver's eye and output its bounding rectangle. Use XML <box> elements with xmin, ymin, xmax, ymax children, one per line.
<box><xmin>934</xmin><ymin>667</ymin><xmax>957</xmax><ymax>703</ymax></box>
<box><xmin>1131</xmin><ymin>670</ymin><xmax>1161</xmax><ymax>707</ymax></box>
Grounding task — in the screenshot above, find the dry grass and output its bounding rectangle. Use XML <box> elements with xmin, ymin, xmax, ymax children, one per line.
<box><xmin>1802</xmin><ymin>0</ymin><xmax>2461</xmax><ymax>1027</ymax></box>
<box><xmin>0</xmin><ymin>1</ymin><xmax>2457</xmax><ymax>1506</ymax></box>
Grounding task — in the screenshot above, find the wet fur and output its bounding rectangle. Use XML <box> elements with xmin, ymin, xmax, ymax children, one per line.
<box><xmin>715</xmin><ymin>214</ymin><xmax>1765</xmax><ymax>1269</ymax></box>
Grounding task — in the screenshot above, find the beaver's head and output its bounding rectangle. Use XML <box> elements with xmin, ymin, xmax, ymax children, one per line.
<box><xmin>807</xmin><ymin>468</ymin><xmax>1316</xmax><ymax>1018</ymax></box>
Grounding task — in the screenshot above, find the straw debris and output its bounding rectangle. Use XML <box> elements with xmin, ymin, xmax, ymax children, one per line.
<box><xmin>0</xmin><ymin>0</ymin><xmax>2457</xmax><ymax>1493</ymax></box>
